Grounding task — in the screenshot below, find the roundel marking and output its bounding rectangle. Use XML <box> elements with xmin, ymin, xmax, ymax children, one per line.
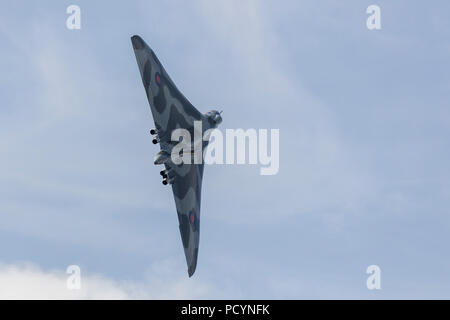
<box><xmin>155</xmin><ymin>72</ymin><xmax>161</xmax><ymax>86</ymax></box>
<box><xmin>189</xmin><ymin>211</ymin><xmax>195</xmax><ymax>224</ymax></box>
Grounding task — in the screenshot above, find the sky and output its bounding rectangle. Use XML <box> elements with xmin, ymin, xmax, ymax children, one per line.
<box><xmin>0</xmin><ymin>0</ymin><xmax>449</xmax><ymax>299</ymax></box>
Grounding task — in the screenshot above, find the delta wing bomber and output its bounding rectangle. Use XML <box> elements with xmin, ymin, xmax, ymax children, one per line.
<box><xmin>131</xmin><ymin>35</ymin><xmax>222</xmax><ymax>277</ymax></box>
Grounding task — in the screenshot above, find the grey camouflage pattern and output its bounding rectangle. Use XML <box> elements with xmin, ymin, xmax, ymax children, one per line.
<box><xmin>131</xmin><ymin>35</ymin><xmax>220</xmax><ymax>277</ymax></box>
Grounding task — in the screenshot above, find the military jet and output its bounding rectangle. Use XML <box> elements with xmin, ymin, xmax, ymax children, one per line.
<box><xmin>131</xmin><ymin>35</ymin><xmax>222</xmax><ymax>277</ymax></box>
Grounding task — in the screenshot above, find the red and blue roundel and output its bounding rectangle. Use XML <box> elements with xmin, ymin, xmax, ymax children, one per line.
<box><xmin>155</xmin><ymin>72</ymin><xmax>161</xmax><ymax>86</ymax></box>
<box><xmin>189</xmin><ymin>211</ymin><xmax>195</xmax><ymax>224</ymax></box>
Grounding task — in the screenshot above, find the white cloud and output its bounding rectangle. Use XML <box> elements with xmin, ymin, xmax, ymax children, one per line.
<box><xmin>0</xmin><ymin>263</ymin><xmax>130</xmax><ymax>299</ymax></box>
<box><xmin>0</xmin><ymin>260</ymin><xmax>218</xmax><ymax>299</ymax></box>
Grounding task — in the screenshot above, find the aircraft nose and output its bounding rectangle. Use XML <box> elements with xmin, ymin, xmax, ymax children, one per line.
<box><xmin>214</xmin><ymin>114</ymin><xmax>222</xmax><ymax>125</ymax></box>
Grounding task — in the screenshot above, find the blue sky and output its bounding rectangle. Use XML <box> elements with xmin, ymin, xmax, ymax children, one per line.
<box><xmin>0</xmin><ymin>0</ymin><xmax>449</xmax><ymax>298</ymax></box>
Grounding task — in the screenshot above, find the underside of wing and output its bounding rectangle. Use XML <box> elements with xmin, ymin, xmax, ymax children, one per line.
<box><xmin>131</xmin><ymin>35</ymin><xmax>203</xmax><ymax>145</ymax></box>
<box><xmin>131</xmin><ymin>35</ymin><xmax>208</xmax><ymax>277</ymax></box>
<box><xmin>168</xmin><ymin>162</ymin><xmax>204</xmax><ymax>277</ymax></box>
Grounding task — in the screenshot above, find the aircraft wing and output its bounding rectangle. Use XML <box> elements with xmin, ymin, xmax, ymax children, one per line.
<box><xmin>131</xmin><ymin>35</ymin><xmax>204</xmax><ymax>276</ymax></box>
<box><xmin>131</xmin><ymin>35</ymin><xmax>203</xmax><ymax>145</ymax></box>
<box><xmin>169</xmin><ymin>161</ymin><xmax>204</xmax><ymax>277</ymax></box>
